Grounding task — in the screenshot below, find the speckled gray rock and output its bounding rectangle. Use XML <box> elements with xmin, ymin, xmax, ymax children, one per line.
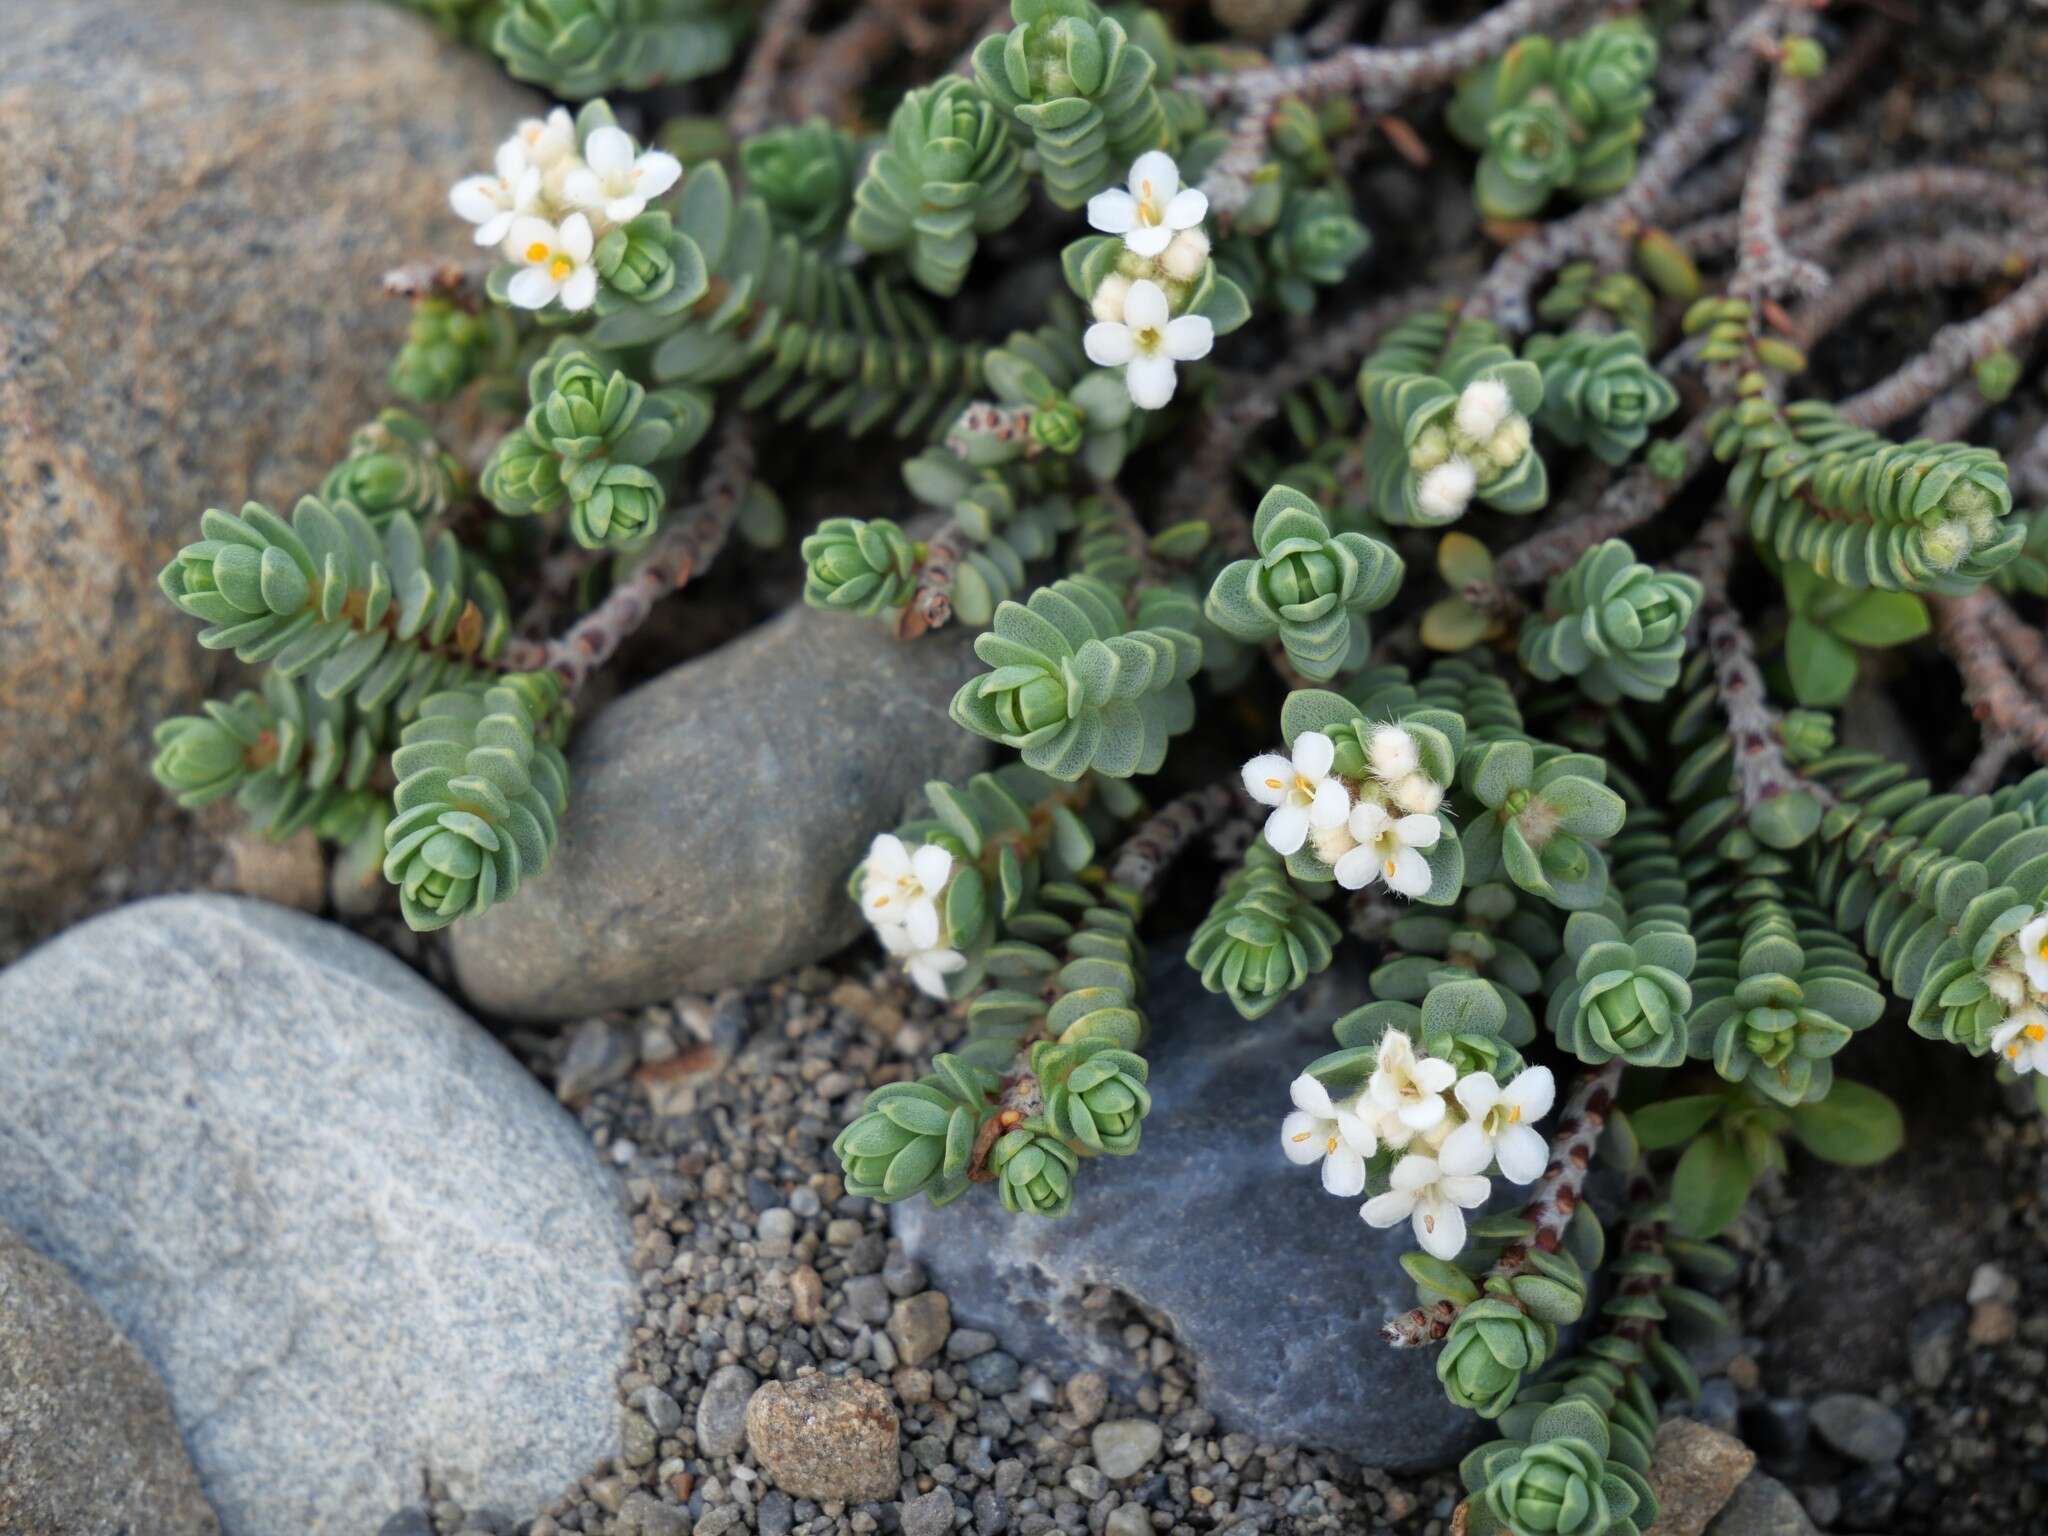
<box><xmin>0</xmin><ymin>0</ymin><xmax>535</xmax><ymax>908</ymax></box>
<box><xmin>1704</xmin><ymin>1473</ymin><xmax>1819</xmax><ymax>1536</ymax></box>
<box><xmin>1646</xmin><ymin>1419</ymin><xmax>1757</xmax><ymax>1536</ymax></box>
<box><xmin>451</xmin><ymin>604</ymin><xmax>989</xmax><ymax>1021</ymax></box>
<box><xmin>1808</xmin><ymin>1393</ymin><xmax>1906</xmax><ymax>1465</ymax></box>
<box><xmin>0</xmin><ymin>1222</ymin><xmax>221</xmax><ymax>1536</ymax></box>
<box><xmin>0</xmin><ymin>897</ymin><xmax>635</xmax><ymax>1535</ymax></box>
<box><xmin>745</xmin><ymin>1374</ymin><xmax>901</xmax><ymax>1502</ymax></box>
<box><xmin>895</xmin><ymin>944</ymin><xmax>1486</xmax><ymax>1470</ymax></box>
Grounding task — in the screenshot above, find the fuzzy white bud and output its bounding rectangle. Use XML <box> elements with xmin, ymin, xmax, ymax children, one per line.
<box><xmin>1920</xmin><ymin>519</ymin><xmax>1971</xmax><ymax>571</ymax></box>
<box><xmin>1310</xmin><ymin>819</ymin><xmax>1359</xmax><ymax>867</ymax></box>
<box><xmin>1368</xmin><ymin>725</ymin><xmax>1420</xmax><ymax>783</ymax></box>
<box><xmin>1486</xmin><ymin>415</ymin><xmax>1533</xmax><ymax>468</ymax></box>
<box><xmin>1159</xmin><ymin>229</ymin><xmax>1211</xmax><ymax>281</ymax></box>
<box><xmin>1092</xmin><ymin>272</ymin><xmax>1133</xmax><ymax>323</ymax></box>
<box><xmin>1409</xmin><ymin>424</ymin><xmax>1452</xmax><ymax>473</ymax></box>
<box><xmin>1417</xmin><ymin>458</ymin><xmax>1477</xmax><ymax>523</ymax></box>
<box><xmin>1455</xmin><ymin>378</ymin><xmax>1512</xmax><ymax>442</ymax></box>
<box><xmin>1392</xmin><ymin>773</ymin><xmax>1443</xmax><ymax>816</ymax></box>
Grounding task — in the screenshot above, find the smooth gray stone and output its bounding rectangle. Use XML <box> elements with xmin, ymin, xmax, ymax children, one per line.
<box><xmin>0</xmin><ymin>896</ymin><xmax>635</xmax><ymax>1535</ymax></box>
<box><xmin>895</xmin><ymin>944</ymin><xmax>1486</xmax><ymax>1470</ymax></box>
<box><xmin>451</xmin><ymin>603</ymin><xmax>989</xmax><ymax>1022</ymax></box>
<box><xmin>1705</xmin><ymin>1472</ymin><xmax>1820</xmax><ymax>1536</ymax></box>
<box><xmin>0</xmin><ymin>1220</ymin><xmax>221</xmax><ymax>1536</ymax></box>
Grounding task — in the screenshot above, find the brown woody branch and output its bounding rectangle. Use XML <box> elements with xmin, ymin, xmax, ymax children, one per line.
<box><xmin>1107</xmin><ymin>782</ymin><xmax>1244</xmax><ymax>903</ymax></box>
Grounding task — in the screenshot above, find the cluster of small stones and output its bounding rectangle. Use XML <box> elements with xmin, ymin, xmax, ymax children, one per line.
<box><xmin>431</xmin><ymin>962</ymin><xmax>1463</xmax><ymax>1536</ymax></box>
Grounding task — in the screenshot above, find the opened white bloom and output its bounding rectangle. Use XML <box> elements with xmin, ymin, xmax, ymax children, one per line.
<box><xmin>1992</xmin><ymin>1008</ymin><xmax>2048</xmax><ymax>1076</ymax></box>
<box><xmin>1440</xmin><ymin>1066</ymin><xmax>1556</xmax><ymax>1184</ymax></box>
<box><xmin>1391</xmin><ymin>772</ymin><xmax>1444</xmax><ymax>816</ymax></box>
<box><xmin>860</xmin><ymin>834</ymin><xmax>954</xmax><ymax>950</ymax></box>
<box><xmin>1091</xmin><ymin>273</ymin><xmax>1132</xmax><ymax>324</ymax></box>
<box><xmin>511</xmin><ymin>107</ymin><xmax>578</xmax><ymax>172</ymax></box>
<box><xmin>1369</xmin><ymin>1029</ymin><xmax>1457</xmax><ymax>1135</ymax></box>
<box><xmin>880</xmin><ymin>926</ymin><xmax>968</xmax><ymax>1001</ymax></box>
<box><xmin>1243</xmin><ymin>731</ymin><xmax>1350</xmax><ymax>856</ymax></box>
<box><xmin>565</xmin><ymin>125</ymin><xmax>682</xmax><ymax>225</ymax></box>
<box><xmin>1084</xmin><ymin>279</ymin><xmax>1213</xmax><ymax>410</ymax></box>
<box><xmin>451</xmin><ymin>140</ymin><xmax>541</xmax><ymax>248</ymax></box>
<box><xmin>1282</xmin><ymin>1073</ymin><xmax>1378</xmax><ymax>1196</ymax></box>
<box><xmin>1417</xmin><ymin>458</ymin><xmax>1478</xmax><ymax>522</ymax></box>
<box><xmin>1367</xmin><ymin>724</ymin><xmax>1419</xmax><ymax>783</ymax></box>
<box><xmin>1333</xmin><ymin>800</ymin><xmax>1441</xmax><ymax>896</ymax></box>
<box><xmin>1087</xmin><ymin>150</ymin><xmax>1208</xmax><ymax>258</ymax></box>
<box><xmin>1455</xmin><ymin>378</ymin><xmax>1513</xmax><ymax>441</ymax></box>
<box><xmin>505</xmin><ymin>213</ymin><xmax>598</xmax><ymax>312</ymax></box>
<box><xmin>2017</xmin><ymin>911</ymin><xmax>2048</xmax><ymax>992</ymax></box>
<box><xmin>1362</xmin><ymin>1153</ymin><xmax>1491</xmax><ymax>1261</ymax></box>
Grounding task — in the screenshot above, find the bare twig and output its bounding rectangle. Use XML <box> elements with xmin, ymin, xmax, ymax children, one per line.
<box><xmin>1728</xmin><ymin>11</ymin><xmax>1827</xmax><ymax>301</ymax></box>
<box><xmin>380</xmin><ymin>261</ymin><xmax>484</xmax><ymax>308</ymax></box>
<box><xmin>726</xmin><ymin>0</ymin><xmax>818</xmax><ymax>139</ymax></box>
<box><xmin>899</xmin><ymin>518</ymin><xmax>974</xmax><ymax>638</ymax></box>
<box><xmin>1678</xmin><ymin>167</ymin><xmax>2048</xmax><ymax>262</ymax></box>
<box><xmin>1955</xmin><ymin>732</ymin><xmax>2022</xmax><ymax>797</ymax></box>
<box><xmin>1837</xmin><ymin>267</ymin><xmax>2048</xmax><ymax>429</ymax></box>
<box><xmin>496</xmin><ymin>421</ymin><xmax>755</xmax><ymax>691</ymax></box>
<box><xmin>1107</xmin><ymin>782</ymin><xmax>1245</xmax><ymax>902</ymax></box>
<box><xmin>1786</xmin><ymin>233</ymin><xmax>2048</xmax><ymax>352</ymax></box>
<box><xmin>1931</xmin><ymin>588</ymin><xmax>2048</xmax><ymax>766</ymax></box>
<box><xmin>1382</xmin><ymin>1060</ymin><xmax>1625</xmax><ymax>1347</ymax></box>
<box><xmin>786</xmin><ymin>9</ymin><xmax>899</xmax><ymax>122</ymax></box>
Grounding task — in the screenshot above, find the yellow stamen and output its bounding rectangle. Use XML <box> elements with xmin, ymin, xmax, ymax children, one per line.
<box><xmin>1509</xmin><ymin>1106</ymin><xmax>1523</xmax><ymax>1123</ymax></box>
<box><xmin>525</xmin><ymin>241</ymin><xmax>551</xmax><ymax>263</ymax></box>
<box><xmin>2028</xmin><ymin>1024</ymin><xmax>2045</xmax><ymax>1042</ymax></box>
<box><xmin>1326</xmin><ymin>1135</ymin><xmax>1338</xmax><ymax>1155</ymax></box>
<box><xmin>549</xmin><ymin>255</ymin><xmax>574</xmax><ymax>281</ymax></box>
<box><xmin>1290</xmin><ymin>1131</ymin><xmax>1312</xmax><ymax>1143</ymax></box>
<box><xmin>1384</xmin><ymin>858</ymin><xmax>1398</xmax><ymax>878</ymax></box>
<box><xmin>2036</xmin><ymin>937</ymin><xmax>2048</xmax><ymax>960</ymax></box>
<box><xmin>1423</xmin><ymin>1214</ymin><xmax>1437</xmax><ymax>1233</ymax></box>
<box><xmin>1265</xmin><ymin>777</ymin><xmax>1284</xmax><ymax>790</ymax></box>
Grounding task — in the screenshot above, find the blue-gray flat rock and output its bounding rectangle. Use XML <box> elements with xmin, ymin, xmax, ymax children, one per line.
<box><xmin>0</xmin><ymin>897</ymin><xmax>634</xmax><ymax>1535</ymax></box>
<box><xmin>895</xmin><ymin>944</ymin><xmax>1485</xmax><ymax>1470</ymax></box>
<box><xmin>450</xmin><ymin>603</ymin><xmax>989</xmax><ymax>1022</ymax></box>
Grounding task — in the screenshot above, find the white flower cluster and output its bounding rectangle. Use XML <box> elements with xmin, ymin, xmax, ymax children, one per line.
<box><xmin>1081</xmin><ymin>153</ymin><xmax>1215</xmax><ymax>410</ymax></box>
<box><xmin>1985</xmin><ymin>910</ymin><xmax>2048</xmax><ymax>1076</ymax></box>
<box><xmin>1283</xmin><ymin>1030</ymin><xmax>1555</xmax><ymax>1260</ymax></box>
<box><xmin>1409</xmin><ymin>377</ymin><xmax>1534</xmax><ymax>524</ymax></box>
<box><xmin>1240</xmin><ymin>727</ymin><xmax>1448</xmax><ymax>898</ymax></box>
<box><xmin>859</xmin><ymin>834</ymin><xmax>967</xmax><ymax>1000</ymax></box>
<box><xmin>449</xmin><ymin>108</ymin><xmax>682</xmax><ymax>314</ymax></box>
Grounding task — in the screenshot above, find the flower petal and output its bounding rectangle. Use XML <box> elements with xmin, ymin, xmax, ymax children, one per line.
<box><xmin>1507</xmin><ymin>1064</ymin><xmax>1556</xmax><ymax>1122</ymax></box>
<box><xmin>1123</xmin><ymin>278</ymin><xmax>1169</xmax><ymax>331</ymax></box>
<box><xmin>1360</xmin><ymin>1189</ymin><xmax>1415</xmax><ymax>1229</ymax></box>
<box><xmin>1395</xmin><ymin>813</ymin><xmax>1442</xmax><ymax>850</ymax></box>
<box><xmin>1125</xmin><ymin>354</ymin><xmax>1178</xmax><ymax>410</ymax></box>
<box><xmin>1087</xmin><ymin>188</ymin><xmax>1139</xmax><ymax>235</ymax></box>
<box><xmin>506</xmin><ymin>214</ymin><xmax>557</xmax><ymax>256</ymax></box>
<box><xmin>1414</xmin><ymin>1195</ymin><xmax>1467</xmax><ymax>1260</ymax></box>
<box><xmin>563</xmin><ymin>168</ymin><xmax>604</xmax><ymax>210</ymax></box>
<box><xmin>1282</xmin><ymin>1109</ymin><xmax>1326</xmax><ymax>1164</ymax></box>
<box><xmin>1164</xmin><ymin>186</ymin><xmax>1208</xmax><ymax>229</ymax></box>
<box><xmin>1123</xmin><ymin>224</ymin><xmax>1173</xmax><ymax>257</ymax></box>
<box><xmin>1389</xmin><ymin>1152</ymin><xmax>1439</xmax><ymax>1192</ymax></box>
<box><xmin>1322</xmin><ymin>1146</ymin><xmax>1367</xmax><ymax>1198</ymax></box>
<box><xmin>475</xmin><ymin>211</ymin><xmax>515</xmax><ymax>248</ymax></box>
<box><xmin>1496</xmin><ymin>1123</ymin><xmax>1549</xmax><ymax>1185</ymax></box>
<box><xmin>559</xmin><ymin>212</ymin><xmax>595</xmax><ymax>261</ymax></box>
<box><xmin>1264</xmin><ymin>802</ymin><xmax>1310</xmax><ymax>856</ymax></box>
<box><xmin>1442</xmin><ymin>1173</ymin><xmax>1493</xmax><ymax>1209</ymax></box>
<box><xmin>606</xmin><ymin>195</ymin><xmax>648</xmax><ymax>225</ymax></box>
<box><xmin>1349</xmin><ymin>799</ymin><xmax>1392</xmax><ymax>840</ymax></box>
<box><xmin>585</xmin><ymin>125</ymin><xmax>635</xmax><ymax>174</ymax></box>
<box><xmin>910</xmin><ymin>842</ymin><xmax>954</xmax><ymax>893</ymax></box>
<box><xmin>1309</xmin><ymin>777</ymin><xmax>1351</xmax><ymax>828</ymax></box>
<box><xmin>561</xmin><ymin>265</ymin><xmax>598</xmax><ymax>312</ymax></box>
<box><xmin>904</xmin><ymin>899</ymin><xmax>941</xmax><ymax>951</ymax></box>
<box><xmin>1400</xmin><ymin>1093</ymin><xmax>1446</xmax><ymax>1131</ymax></box>
<box><xmin>1438</xmin><ymin>1120</ymin><xmax>1493</xmax><ymax>1177</ymax></box>
<box><xmin>1084</xmin><ymin>321</ymin><xmax>1136</xmax><ymax>368</ymax></box>
<box><xmin>1335</xmin><ymin>1106</ymin><xmax>1378</xmax><ymax>1156</ymax></box>
<box><xmin>635</xmin><ymin>152</ymin><xmax>682</xmax><ymax>197</ymax></box>
<box><xmin>1386</xmin><ymin>844</ymin><xmax>1432</xmax><ymax>897</ymax></box>
<box><xmin>1332</xmin><ymin>846</ymin><xmax>1378</xmax><ymax>890</ymax></box>
<box><xmin>1163</xmin><ymin>314</ymin><xmax>1215</xmax><ymax>362</ymax></box>
<box><xmin>1131</xmin><ymin>150</ymin><xmax>1180</xmax><ymax>199</ymax></box>
<box><xmin>506</xmin><ymin>266</ymin><xmax>560</xmax><ymax>309</ymax></box>
<box><xmin>1454</xmin><ymin>1071</ymin><xmax>1503</xmax><ymax>1119</ymax></box>
<box><xmin>1242</xmin><ymin>753</ymin><xmax>1294</xmax><ymax>806</ymax></box>
<box><xmin>450</xmin><ymin>176</ymin><xmax>500</xmax><ymax>222</ymax></box>
<box><xmin>1290</xmin><ymin>1072</ymin><xmax>1335</xmax><ymax>1117</ymax></box>
<box><xmin>868</xmin><ymin>834</ymin><xmax>910</xmax><ymax>875</ymax></box>
<box><xmin>1291</xmin><ymin>730</ymin><xmax>1335</xmax><ymax>781</ymax></box>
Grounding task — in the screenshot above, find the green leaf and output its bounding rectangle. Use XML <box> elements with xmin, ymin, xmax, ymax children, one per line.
<box><xmin>1789</xmin><ymin>1080</ymin><xmax>1904</xmax><ymax>1166</ymax></box>
<box><xmin>1784</xmin><ymin>616</ymin><xmax>1857</xmax><ymax>707</ymax></box>
<box><xmin>1670</xmin><ymin>1128</ymin><xmax>1753</xmax><ymax>1239</ymax></box>
<box><xmin>1826</xmin><ymin>589</ymin><xmax>1930</xmax><ymax>648</ymax></box>
<box><xmin>1630</xmin><ymin>1095</ymin><xmax>1725</xmax><ymax>1150</ymax></box>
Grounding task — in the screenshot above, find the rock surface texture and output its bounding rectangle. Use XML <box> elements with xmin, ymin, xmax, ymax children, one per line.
<box><xmin>0</xmin><ymin>897</ymin><xmax>634</xmax><ymax>1536</ymax></box>
<box><xmin>744</xmin><ymin>1374</ymin><xmax>902</xmax><ymax>1502</ymax></box>
<box><xmin>451</xmin><ymin>604</ymin><xmax>989</xmax><ymax>1021</ymax></box>
<box><xmin>895</xmin><ymin>945</ymin><xmax>1484</xmax><ymax>1470</ymax></box>
<box><xmin>0</xmin><ymin>1221</ymin><xmax>222</xmax><ymax>1536</ymax></box>
<box><xmin>0</xmin><ymin>0</ymin><xmax>534</xmax><ymax>908</ymax></box>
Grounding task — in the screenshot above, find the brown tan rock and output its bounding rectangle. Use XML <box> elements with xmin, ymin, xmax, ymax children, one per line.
<box><xmin>1647</xmin><ymin>1417</ymin><xmax>1758</xmax><ymax>1536</ymax></box>
<box><xmin>745</xmin><ymin>1375</ymin><xmax>901</xmax><ymax>1502</ymax></box>
<box><xmin>0</xmin><ymin>0</ymin><xmax>535</xmax><ymax>907</ymax></box>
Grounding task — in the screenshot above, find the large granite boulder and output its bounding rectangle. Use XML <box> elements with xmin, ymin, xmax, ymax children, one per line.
<box><xmin>451</xmin><ymin>604</ymin><xmax>989</xmax><ymax>1022</ymax></box>
<box><xmin>0</xmin><ymin>0</ymin><xmax>536</xmax><ymax>908</ymax></box>
<box><xmin>0</xmin><ymin>1221</ymin><xmax>221</xmax><ymax>1536</ymax></box>
<box><xmin>895</xmin><ymin>944</ymin><xmax>1485</xmax><ymax>1471</ymax></box>
<box><xmin>0</xmin><ymin>897</ymin><xmax>635</xmax><ymax>1535</ymax></box>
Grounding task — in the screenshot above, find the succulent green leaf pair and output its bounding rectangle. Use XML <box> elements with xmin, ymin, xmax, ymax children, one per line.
<box><xmin>1203</xmin><ymin>485</ymin><xmax>1404</xmax><ymax>681</ymax></box>
<box><xmin>1548</xmin><ymin>910</ymin><xmax>1695</xmax><ymax>1069</ymax></box>
<box><xmin>1189</xmin><ymin>843</ymin><xmax>1343</xmax><ymax>1019</ymax></box>
<box><xmin>834</xmin><ymin>1055</ymin><xmax>1000</xmax><ymax>1208</ymax></box>
<box><xmin>492</xmin><ymin>0</ymin><xmax>744</xmax><ymax>99</ymax></box>
<box><xmin>1461</xmin><ymin>1398</ymin><xmax>1659</xmax><ymax>1536</ymax></box>
<box><xmin>1518</xmin><ymin>540</ymin><xmax>1701</xmax><ymax>705</ymax></box>
<box><xmin>849</xmin><ymin>79</ymin><xmax>1031</xmax><ymax>297</ymax></box>
<box><xmin>382</xmin><ymin>672</ymin><xmax>571</xmax><ymax>932</ymax></box>
<box><xmin>951</xmin><ymin>575</ymin><xmax>1201</xmax><ymax>779</ymax></box>
<box><xmin>1460</xmin><ymin>739</ymin><xmax>1626</xmax><ymax>910</ymax></box>
<box><xmin>740</xmin><ymin>120</ymin><xmax>859</xmax><ymax>241</ymax></box>
<box><xmin>320</xmin><ymin>409</ymin><xmax>468</xmax><ymax>527</ymax></box>
<box><xmin>990</xmin><ymin>1118</ymin><xmax>1082</xmax><ymax>1216</ymax></box>
<box><xmin>1034</xmin><ymin>1038</ymin><xmax>1151</xmax><ymax>1154</ymax></box>
<box><xmin>1523</xmin><ymin>331</ymin><xmax>1679</xmax><ymax>466</ymax></box>
<box><xmin>800</xmin><ymin>517</ymin><xmax>920</xmax><ymax>617</ymax></box>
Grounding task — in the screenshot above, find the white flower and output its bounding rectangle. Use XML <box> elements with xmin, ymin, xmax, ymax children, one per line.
<box><xmin>1454</xmin><ymin>378</ymin><xmax>1512</xmax><ymax>441</ymax></box>
<box><xmin>1367</xmin><ymin>724</ymin><xmax>1419</xmax><ymax>783</ymax></box>
<box><xmin>564</xmin><ymin>125</ymin><xmax>682</xmax><ymax>225</ymax></box>
<box><xmin>1087</xmin><ymin>150</ymin><xmax>1208</xmax><ymax>258</ymax></box>
<box><xmin>1992</xmin><ymin>1008</ymin><xmax>2048</xmax><ymax>1075</ymax></box>
<box><xmin>1361</xmin><ymin>1153</ymin><xmax>1491</xmax><ymax>1261</ymax></box>
<box><xmin>1159</xmin><ymin>228</ymin><xmax>1210</xmax><ymax>282</ymax></box>
<box><xmin>1333</xmin><ymin>800</ymin><xmax>1441</xmax><ymax>896</ymax></box>
<box><xmin>1368</xmin><ymin>1029</ymin><xmax>1458</xmax><ymax>1135</ymax></box>
<box><xmin>510</xmin><ymin>107</ymin><xmax>578</xmax><ymax>172</ymax></box>
<box><xmin>1417</xmin><ymin>459</ymin><xmax>1478</xmax><ymax>523</ymax></box>
<box><xmin>1440</xmin><ymin>1067</ymin><xmax>1556</xmax><ymax>1184</ymax></box>
<box><xmin>1083</xmin><ymin>279</ymin><xmax>1213</xmax><ymax>410</ymax></box>
<box><xmin>450</xmin><ymin>139</ymin><xmax>541</xmax><ymax>248</ymax></box>
<box><xmin>1987</xmin><ymin>961</ymin><xmax>2029</xmax><ymax>1007</ymax></box>
<box><xmin>1242</xmin><ymin>731</ymin><xmax>1350</xmax><ymax>856</ymax></box>
<box><xmin>1091</xmin><ymin>273</ymin><xmax>1132</xmax><ymax>323</ymax></box>
<box><xmin>1391</xmin><ymin>773</ymin><xmax>1444</xmax><ymax>817</ymax></box>
<box><xmin>505</xmin><ymin>213</ymin><xmax>598</xmax><ymax>312</ymax></box>
<box><xmin>860</xmin><ymin>834</ymin><xmax>954</xmax><ymax>950</ymax></box>
<box><xmin>1281</xmin><ymin>1074</ymin><xmax>1377</xmax><ymax>1197</ymax></box>
<box><xmin>2017</xmin><ymin>910</ymin><xmax>2048</xmax><ymax>992</ymax></box>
